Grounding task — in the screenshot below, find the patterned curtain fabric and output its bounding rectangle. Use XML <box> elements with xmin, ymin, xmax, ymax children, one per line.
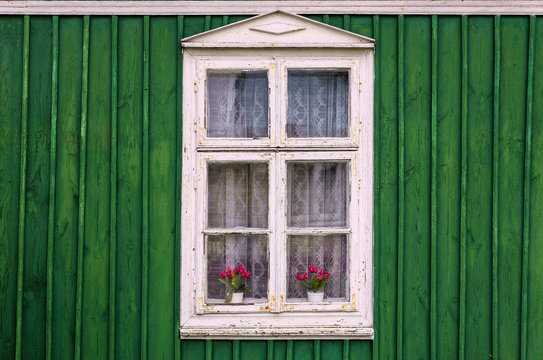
<box><xmin>207</xmin><ymin>71</ymin><xmax>268</xmax><ymax>138</ymax></box>
<box><xmin>206</xmin><ymin>163</ymin><xmax>269</xmax><ymax>301</ymax></box>
<box><xmin>287</xmin><ymin>70</ymin><xmax>349</xmax><ymax>138</ymax></box>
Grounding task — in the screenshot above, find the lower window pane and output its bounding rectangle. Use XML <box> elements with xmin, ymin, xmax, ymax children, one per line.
<box><xmin>206</xmin><ymin>235</ymin><xmax>268</xmax><ymax>303</ymax></box>
<box><xmin>287</xmin><ymin>235</ymin><xmax>348</xmax><ymax>301</ymax></box>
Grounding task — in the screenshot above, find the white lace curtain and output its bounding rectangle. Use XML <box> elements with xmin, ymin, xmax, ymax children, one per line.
<box><xmin>207</xmin><ymin>71</ymin><xmax>268</xmax><ymax>138</ymax></box>
<box><xmin>287</xmin><ymin>70</ymin><xmax>349</xmax><ymax>138</ymax></box>
<box><xmin>206</xmin><ymin>164</ymin><xmax>269</xmax><ymax>301</ymax></box>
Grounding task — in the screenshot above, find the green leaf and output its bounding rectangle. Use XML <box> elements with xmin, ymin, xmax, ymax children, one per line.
<box><xmin>218</xmin><ymin>278</ymin><xmax>230</xmax><ymax>287</ymax></box>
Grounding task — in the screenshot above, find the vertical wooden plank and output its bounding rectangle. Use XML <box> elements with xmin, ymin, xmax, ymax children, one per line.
<box><xmin>323</xmin><ymin>14</ymin><xmax>330</xmax><ymax>24</ymax></box>
<box><xmin>436</xmin><ymin>15</ymin><xmax>461</xmax><ymax>359</ymax></box>
<box><xmin>459</xmin><ymin>15</ymin><xmax>468</xmax><ymax>360</ymax></box>
<box><xmin>116</xmin><ymin>15</ymin><xmax>143</xmax><ymax>360</ymax></box>
<box><xmin>403</xmin><ymin>15</ymin><xmax>431</xmax><ymax>360</ymax></box>
<box><xmin>212</xmin><ymin>341</ymin><xmax>233</xmax><ymax>360</ymax></box>
<box><xmin>46</xmin><ymin>15</ymin><xmax>58</xmax><ymax>360</ymax></box>
<box><xmin>371</xmin><ymin>14</ymin><xmax>379</xmax><ymax>360</ymax></box>
<box><xmin>430</xmin><ymin>15</ymin><xmax>438</xmax><ymax>360</ymax></box>
<box><xmin>349</xmin><ymin>341</ymin><xmax>372</xmax><ymax>360</ymax></box>
<box><xmin>314</xmin><ymin>340</ymin><xmax>320</xmax><ymax>360</ymax></box>
<box><xmin>206</xmin><ymin>339</ymin><xmax>212</xmax><ymax>360</ymax></box>
<box><xmin>465</xmin><ymin>15</ymin><xmax>493</xmax><ymax>360</ymax></box>
<box><xmin>396</xmin><ymin>14</ymin><xmax>405</xmax><ymax>360</ymax></box>
<box><xmin>233</xmin><ymin>340</ymin><xmax>240</xmax><ymax>360</ymax></box>
<box><xmin>293</xmin><ymin>340</ymin><xmax>312</xmax><ymax>360</ymax></box>
<box><xmin>175</xmin><ymin>14</ymin><xmax>184</xmax><ymax>360</ymax></box>
<box><xmin>343</xmin><ymin>15</ymin><xmax>350</xmax><ymax>31</ymax></box>
<box><xmin>349</xmin><ymin>15</ymin><xmax>373</xmax><ymax>37</ymax></box>
<box><xmin>141</xmin><ymin>14</ymin><xmax>150</xmax><ymax>360</ymax></box>
<box><xmin>54</xmin><ymin>16</ymin><xmax>82</xmax><ymax>360</ymax></box>
<box><xmin>148</xmin><ymin>15</ymin><xmax>177</xmax><ymax>359</ymax></box>
<box><xmin>492</xmin><ymin>16</ymin><xmax>501</xmax><ymax>360</ymax></box>
<box><xmin>15</xmin><ymin>15</ymin><xmax>29</xmax><ymax>360</ymax></box>
<box><xmin>376</xmin><ymin>15</ymin><xmax>398</xmax><ymax>360</ymax></box>
<box><xmin>22</xmin><ymin>15</ymin><xmax>53</xmax><ymax>360</ymax></box>
<box><xmin>0</xmin><ymin>15</ymin><xmax>23</xmax><ymax>360</ymax></box>
<box><xmin>241</xmin><ymin>341</ymin><xmax>266</xmax><ymax>360</ymax></box>
<box><xmin>75</xmin><ymin>15</ymin><xmax>90</xmax><ymax>360</ymax></box>
<box><xmin>527</xmin><ymin>16</ymin><xmax>543</xmax><ymax>360</ymax></box>
<box><xmin>342</xmin><ymin>340</ymin><xmax>349</xmax><ymax>360</ymax></box>
<box><xmin>204</xmin><ymin>15</ymin><xmax>211</xmax><ymax>31</ymax></box>
<box><xmin>321</xmin><ymin>341</ymin><xmax>342</xmax><ymax>360</ymax></box>
<box><xmin>272</xmin><ymin>340</ymin><xmax>287</xmax><ymax>360</ymax></box>
<box><xmin>520</xmin><ymin>16</ymin><xmax>535</xmax><ymax>360</ymax></box>
<box><xmin>267</xmin><ymin>340</ymin><xmax>273</xmax><ymax>360</ymax></box>
<box><xmin>82</xmin><ymin>15</ymin><xmax>112</xmax><ymax>360</ymax></box>
<box><xmin>109</xmin><ymin>15</ymin><xmax>118</xmax><ymax>360</ymax></box>
<box><xmin>286</xmin><ymin>339</ymin><xmax>293</xmax><ymax>360</ymax></box>
<box><xmin>498</xmin><ymin>16</ymin><xmax>528</xmax><ymax>360</ymax></box>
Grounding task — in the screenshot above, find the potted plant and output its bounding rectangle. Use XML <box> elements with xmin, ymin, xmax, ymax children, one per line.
<box><xmin>219</xmin><ymin>265</ymin><xmax>252</xmax><ymax>304</ymax></box>
<box><xmin>295</xmin><ymin>265</ymin><xmax>330</xmax><ymax>302</ymax></box>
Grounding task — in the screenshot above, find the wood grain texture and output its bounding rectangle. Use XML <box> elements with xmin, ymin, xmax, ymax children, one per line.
<box><xmin>0</xmin><ymin>13</ymin><xmax>542</xmax><ymax>360</ymax></box>
<box><xmin>0</xmin><ymin>15</ymin><xmax>23</xmax><ymax>360</ymax></box>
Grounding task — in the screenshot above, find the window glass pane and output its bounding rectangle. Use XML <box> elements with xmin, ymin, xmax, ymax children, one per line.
<box><xmin>207</xmin><ymin>71</ymin><xmax>269</xmax><ymax>138</ymax></box>
<box><xmin>287</xmin><ymin>162</ymin><xmax>347</xmax><ymax>228</ymax></box>
<box><xmin>287</xmin><ymin>70</ymin><xmax>349</xmax><ymax>138</ymax></box>
<box><xmin>208</xmin><ymin>163</ymin><xmax>268</xmax><ymax>228</ymax></box>
<box><xmin>287</xmin><ymin>235</ymin><xmax>348</xmax><ymax>301</ymax></box>
<box><xmin>207</xmin><ymin>235</ymin><xmax>268</xmax><ymax>303</ymax></box>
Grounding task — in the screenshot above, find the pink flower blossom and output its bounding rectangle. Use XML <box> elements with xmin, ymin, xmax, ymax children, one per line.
<box><xmin>325</xmin><ymin>273</ymin><xmax>330</xmax><ymax>279</ymax></box>
<box><xmin>308</xmin><ymin>265</ymin><xmax>313</xmax><ymax>272</ymax></box>
<box><xmin>239</xmin><ymin>265</ymin><xmax>245</xmax><ymax>272</ymax></box>
<box><xmin>246</xmin><ymin>271</ymin><xmax>250</xmax><ymax>277</ymax></box>
<box><xmin>317</xmin><ymin>275</ymin><xmax>323</xmax><ymax>281</ymax></box>
<box><xmin>227</xmin><ymin>266</ymin><xmax>231</xmax><ymax>272</ymax></box>
<box><xmin>304</xmin><ymin>273</ymin><xmax>309</xmax><ymax>280</ymax></box>
<box><xmin>228</xmin><ymin>273</ymin><xmax>233</xmax><ymax>279</ymax></box>
<box><xmin>319</xmin><ymin>269</ymin><xmax>324</xmax><ymax>276</ymax></box>
<box><xmin>296</xmin><ymin>274</ymin><xmax>303</xmax><ymax>281</ymax></box>
<box><xmin>234</xmin><ymin>268</ymin><xmax>239</xmax><ymax>275</ymax></box>
<box><xmin>221</xmin><ymin>272</ymin><xmax>226</xmax><ymax>278</ymax></box>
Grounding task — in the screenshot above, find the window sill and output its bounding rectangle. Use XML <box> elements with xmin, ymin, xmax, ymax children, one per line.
<box><xmin>179</xmin><ymin>313</ymin><xmax>374</xmax><ymax>339</ymax></box>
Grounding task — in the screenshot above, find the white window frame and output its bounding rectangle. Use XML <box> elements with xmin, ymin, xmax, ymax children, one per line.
<box><xmin>180</xmin><ymin>12</ymin><xmax>374</xmax><ymax>339</ymax></box>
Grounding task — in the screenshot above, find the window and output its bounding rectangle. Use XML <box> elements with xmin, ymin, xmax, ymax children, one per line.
<box><xmin>180</xmin><ymin>11</ymin><xmax>374</xmax><ymax>339</ymax></box>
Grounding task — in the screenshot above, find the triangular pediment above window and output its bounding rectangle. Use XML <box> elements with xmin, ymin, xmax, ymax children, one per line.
<box><xmin>181</xmin><ymin>11</ymin><xmax>375</xmax><ymax>48</ymax></box>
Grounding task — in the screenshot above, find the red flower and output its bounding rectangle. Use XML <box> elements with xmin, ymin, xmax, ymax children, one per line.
<box><xmin>304</xmin><ymin>273</ymin><xmax>309</xmax><ymax>280</ymax></box>
<box><xmin>308</xmin><ymin>265</ymin><xmax>313</xmax><ymax>272</ymax></box>
<box><xmin>227</xmin><ymin>266</ymin><xmax>231</xmax><ymax>272</ymax></box>
<box><xmin>317</xmin><ymin>275</ymin><xmax>323</xmax><ymax>281</ymax></box>
<box><xmin>246</xmin><ymin>271</ymin><xmax>250</xmax><ymax>277</ymax></box>
<box><xmin>239</xmin><ymin>265</ymin><xmax>245</xmax><ymax>272</ymax></box>
<box><xmin>325</xmin><ymin>273</ymin><xmax>330</xmax><ymax>279</ymax></box>
<box><xmin>234</xmin><ymin>268</ymin><xmax>239</xmax><ymax>275</ymax></box>
<box><xmin>221</xmin><ymin>272</ymin><xmax>226</xmax><ymax>278</ymax></box>
<box><xmin>228</xmin><ymin>273</ymin><xmax>233</xmax><ymax>279</ymax></box>
<box><xmin>319</xmin><ymin>269</ymin><xmax>324</xmax><ymax>276</ymax></box>
<box><xmin>296</xmin><ymin>274</ymin><xmax>303</xmax><ymax>281</ymax></box>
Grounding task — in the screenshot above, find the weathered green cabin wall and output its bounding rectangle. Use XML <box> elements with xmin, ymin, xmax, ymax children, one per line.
<box><xmin>1</xmin><ymin>14</ymin><xmax>542</xmax><ymax>360</ymax></box>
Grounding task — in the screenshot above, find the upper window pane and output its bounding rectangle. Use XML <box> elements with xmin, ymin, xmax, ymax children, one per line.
<box><xmin>207</xmin><ymin>163</ymin><xmax>269</xmax><ymax>228</ymax></box>
<box><xmin>287</xmin><ymin>70</ymin><xmax>349</xmax><ymax>138</ymax></box>
<box><xmin>207</xmin><ymin>71</ymin><xmax>269</xmax><ymax>138</ymax></box>
<box><xmin>287</xmin><ymin>162</ymin><xmax>347</xmax><ymax>228</ymax></box>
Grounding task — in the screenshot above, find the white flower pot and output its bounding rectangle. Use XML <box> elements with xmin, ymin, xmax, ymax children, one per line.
<box><xmin>230</xmin><ymin>292</ymin><xmax>244</xmax><ymax>304</ymax></box>
<box><xmin>307</xmin><ymin>291</ymin><xmax>324</xmax><ymax>302</ymax></box>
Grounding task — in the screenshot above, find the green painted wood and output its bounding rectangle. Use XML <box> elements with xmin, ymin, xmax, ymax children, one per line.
<box><xmin>45</xmin><ymin>15</ymin><xmax>58</xmax><ymax>360</ymax></box>
<box><xmin>23</xmin><ymin>15</ymin><xmax>53</xmax><ymax>360</ymax></box>
<box><xmin>321</xmin><ymin>340</ymin><xmax>342</xmax><ymax>360</ymax></box>
<box><xmin>527</xmin><ymin>16</ymin><xmax>543</xmax><ymax>360</ymax></box>
<box><xmin>430</xmin><ymin>15</ymin><xmax>437</xmax><ymax>360</ymax></box>
<box><xmin>1</xmin><ymin>13</ymin><xmax>543</xmax><ymax>360</ymax></box>
<box><xmin>436</xmin><ymin>15</ymin><xmax>461</xmax><ymax>360</ymax></box>
<box><xmin>492</xmin><ymin>15</ymin><xmax>501</xmax><ymax>360</ymax></box>
<box><xmin>403</xmin><ymin>15</ymin><xmax>431</xmax><ymax>360</ymax></box>
<box><xmin>141</xmin><ymin>14</ymin><xmax>150</xmax><ymax>360</ymax></box>
<box><xmin>396</xmin><ymin>14</ymin><xmax>404</xmax><ymax>360</ymax></box>
<box><xmin>148</xmin><ymin>15</ymin><xmax>177</xmax><ymax>359</ymax></box>
<box><xmin>371</xmin><ymin>14</ymin><xmax>379</xmax><ymax>360</ymax></box>
<box><xmin>82</xmin><ymin>15</ymin><xmax>112</xmax><ymax>360</ymax></box>
<box><xmin>520</xmin><ymin>15</ymin><xmax>535</xmax><ymax>360</ymax></box>
<box><xmin>109</xmin><ymin>14</ymin><xmax>118</xmax><ymax>360</ymax></box>
<box><xmin>75</xmin><ymin>15</ymin><xmax>89</xmax><ymax>360</ymax></box>
<box><xmin>498</xmin><ymin>16</ymin><xmax>529</xmax><ymax>360</ymax></box>
<box><xmin>465</xmin><ymin>15</ymin><xmax>493</xmax><ymax>360</ymax></box>
<box><xmin>15</xmin><ymin>15</ymin><xmax>29</xmax><ymax>360</ymax></box>
<box><xmin>375</xmin><ymin>15</ymin><xmax>398</xmax><ymax>360</ymax></box>
<box><xmin>0</xmin><ymin>15</ymin><xmax>23</xmax><ymax>360</ymax></box>
<box><xmin>206</xmin><ymin>339</ymin><xmax>212</xmax><ymax>360</ymax></box>
<box><xmin>53</xmin><ymin>16</ymin><xmax>83</xmax><ymax>360</ymax></box>
<box><xmin>116</xmin><ymin>16</ymin><xmax>143</xmax><ymax>360</ymax></box>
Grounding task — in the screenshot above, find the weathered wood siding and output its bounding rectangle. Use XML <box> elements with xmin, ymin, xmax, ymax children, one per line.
<box><xmin>0</xmin><ymin>14</ymin><xmax>542</xmax><ymax>360</ymax></box>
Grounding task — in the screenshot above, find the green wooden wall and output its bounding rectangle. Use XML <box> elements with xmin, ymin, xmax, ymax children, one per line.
<box><xmin>1</xmin><ymin>14</ymin><xmax>542</xmax><ymax>360</ymax></box>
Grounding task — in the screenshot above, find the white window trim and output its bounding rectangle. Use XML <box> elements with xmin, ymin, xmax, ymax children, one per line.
<box><xmin>180</xmin><ymin>11</ymin><xmax>374</xmax><ymax>339</ymax></box>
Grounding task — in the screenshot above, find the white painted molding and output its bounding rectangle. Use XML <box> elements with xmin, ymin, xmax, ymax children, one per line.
<box><xmin>1</xmin><ymin>1</ymin><xmax>543</xmax><ymax>16</ymax></box>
